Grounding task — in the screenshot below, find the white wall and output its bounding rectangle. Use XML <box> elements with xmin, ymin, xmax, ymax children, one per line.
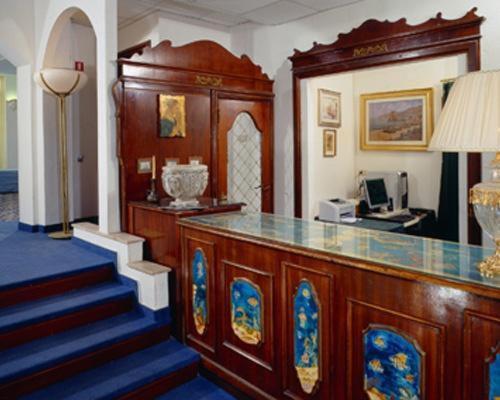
<box><xmin>41</xmin><ymin>20</ymin><xmax>98</xmax><ymax>224</ymax></box>
<box><xmin>6</xmin><ymin>99</ymin><xmax>18</xmax><ymax>169</ymax></box>
<box><xmin>353</xmin><ymin>56</ymin><xmax>467</xmax><ymax>212</ymax></box>
<box><xmin>71</xmin><ymin>23</ymin><xmax>98</xmax><ymax>220</ymax></box>
<box><xmin>301</xmin><ymin>56</ymin><xmax>467</xmax><ymax>221</ymax></box>
<box><xmin>230</xmin><ymin>0</ymin><xmax>500</xmax><ymax>224</ymax></box>
<box><xmin>302</xmin><ymin>73</ymin><xmax>356</xmax><ymax>219</ymax></box>
<box><xmin>0</xmin><ymin>0</ymin><xmax>36</xmax><ymax>225</ymax></box>
<box><xmin>118</xmin><ymin>13</ymin><xmax>159</xmax><ymax>52</ymax></box>
<box><xmin>118</xmin><ymin>12</ymin><xmax>231</xmax><ymax>52</ymax></box>
<box><xmin>35</xmin><ymin>0</ymin><xmax>119</xmax><ymax>233</ymax></box>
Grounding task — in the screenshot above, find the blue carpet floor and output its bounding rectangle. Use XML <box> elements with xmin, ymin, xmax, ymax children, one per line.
<box><xmin>157</xmin><ymin>376</ymin><xmax>236</xmax><ymax>399</ymax></box>
<box><xmin>0</xmin><ymin>220</ymin><xmax>17</xmax><ymax>241</ymax></box>
<box><xmin>0</xmin><ymin>223</ymin><xmax>113</xmax><ymax>290</ymax></box>
<box><xmin>0</xmin><ymin>222</ymin><xmax>237</xmax><ymax>398</ymax></box>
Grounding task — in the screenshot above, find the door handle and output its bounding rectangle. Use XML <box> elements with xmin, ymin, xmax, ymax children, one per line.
<box><xmin>254</xmin><ymin>185</ymin><xmax>271</xmax><ymax>191</ymax></box>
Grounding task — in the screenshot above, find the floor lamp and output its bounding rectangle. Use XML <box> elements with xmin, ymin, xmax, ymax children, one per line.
<box><xmin>428</xmin><ymin>70</ymin><xmax>500</xmax><ymax>277</ymax></box>
<box><xmin>34</xmin><ymin>68</ymin><xmax>88</xmax><ymax>240</ymax></box>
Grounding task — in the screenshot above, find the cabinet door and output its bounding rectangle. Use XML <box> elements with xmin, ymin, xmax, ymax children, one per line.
<box><xmin>347</xmin><ymin>299</ymin><xmax>445</xmax><ymax>399</ymax></box>
<box><xmin>464</xmin><ymin>311</ymin><xmax>500</xmax><ymax>400</ymax></box>
<box><xmin>219</xmin><ymin>259</ymin><xmax>278</xmax><ymax>395</ymax></box>
<box><xmin>216</xmin><ymin>95</ymin><xmax>273</xmax><ymax>213</ymax></box>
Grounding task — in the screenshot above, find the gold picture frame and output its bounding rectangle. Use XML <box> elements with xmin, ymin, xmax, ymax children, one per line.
<box><xmin>323</xmin><ymin>129</ymin><xmax>336</xmax><ymax>157</ymax></box>
<box><xmin>159</xmin><ymin>94</ymin><xmax>186</xmax><ymax>138</ymax></box>
<box><xmin>318</xmin><ymin>89</ymin><xmax>341</xmax><ymax>127</ymax></box>
<box><xmin>360</xmin><ymin>88</ymin><xmax>434</xmax><ymax>151</ymax></box>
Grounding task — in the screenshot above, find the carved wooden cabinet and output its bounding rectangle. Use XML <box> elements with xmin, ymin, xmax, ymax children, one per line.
<box><xmin>179</xmin><ymin>213</ymin><xmax>500</xmax><ymax>399</ymax></box>
<box><xmin>127</xmin><ymin>199</ymin><xmax>242</xmax><ymax>337</ymax></box>
<box><xmin>114</xmin><ymin>40</ymin><xmax>274</xmax><ymax>230</ymax></box>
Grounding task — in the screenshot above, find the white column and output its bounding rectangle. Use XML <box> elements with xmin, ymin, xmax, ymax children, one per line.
<box><xmin>97</xmin><ymin>0</ymin><xmax>120</xmax><ymax>234</ymax></box>
<box><xmin>17</xmin><ymin>64</ymin><xmax>38</xmax><ymax>226</ymax></box>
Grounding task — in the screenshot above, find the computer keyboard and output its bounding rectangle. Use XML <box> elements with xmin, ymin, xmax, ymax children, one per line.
<box><xmin>387</xmin><ymin>214</ymin><xmax>415</xmax><ymax>223</ymax></box>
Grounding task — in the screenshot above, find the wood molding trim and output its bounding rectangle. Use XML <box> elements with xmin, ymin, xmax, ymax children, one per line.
<box><xmin>288</xmin><ymin>7</ymin><xmax>484</xmax><ymax>244</ymax></box>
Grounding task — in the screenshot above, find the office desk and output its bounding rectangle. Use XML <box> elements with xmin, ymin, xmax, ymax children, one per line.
<box><xmin>316</xmin><ymin>216</ymin><xmax>404</xmax><ymax>233</ymax></box>
<box><xmin>358</xmin><ymin>208</ymin><xmax>437</xmax><ymax>237</ymax></box>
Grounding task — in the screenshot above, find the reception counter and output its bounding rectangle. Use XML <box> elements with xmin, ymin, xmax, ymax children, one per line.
<box><xmin>179</xmin><ymin>212</ymin><xmax>499</xmax><ymax>399</ymax></box>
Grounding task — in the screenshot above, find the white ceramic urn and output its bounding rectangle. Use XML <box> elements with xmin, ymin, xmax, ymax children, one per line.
<box><xmin>161</xmin><ymin>164</ymin><xmax>209</xmax><ymax>207</ymax></box>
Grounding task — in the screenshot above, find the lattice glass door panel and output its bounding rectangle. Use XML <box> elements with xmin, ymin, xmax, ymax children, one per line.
<box><xmin>227</xmin><ymin>112</ymin><xmax>262</xmax><ymax>212</ymax></box>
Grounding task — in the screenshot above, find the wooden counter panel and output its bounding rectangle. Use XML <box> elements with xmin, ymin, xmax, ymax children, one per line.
<box><xmin>180</xmin><ymin>224</ymin><xmax>500</xmax><ymax>399</ymax></box>
<box><xmin>282</xmin><ymin>262</ymin><xmax>335</xmax><ymax>399</ymax></box>
<box><xmin>346</xmin><ymin>299</ymin><xmax>445</xmax><ymax>399</ymax></box>
<box><xmin>184</xmin><ymin>236</ymin><xmax>216</xmax><ymax>354</ymax></box>
<box><xmin>220</xmin><ymin>260</ymin><xmax>278</xmax><ymax>394</ymax></box>
<box><xmin>464</xmin><ymin>311</ymin><xmax>500</xmax><ymax>399</ymax></box>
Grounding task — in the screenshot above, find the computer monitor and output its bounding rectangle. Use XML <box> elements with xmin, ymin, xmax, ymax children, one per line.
<box><xmin>364</xmin><ymin>178</ymin><xmax>390</xmax><ymax>210</ymax></box>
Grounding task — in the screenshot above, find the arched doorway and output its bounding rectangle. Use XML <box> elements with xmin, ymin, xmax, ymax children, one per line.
<box><xmin>41</xmin><ymin>9</ymin><xmax>98</xmax><ymax>227</ymax></box>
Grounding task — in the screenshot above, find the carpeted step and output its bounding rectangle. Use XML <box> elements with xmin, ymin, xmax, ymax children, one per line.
<box><xmin>0</xmin><ymin>263</ymin><xmax>116</xmax><ymax>308</ymax></box>
<box><xmin>156</xmin><ymin>376</ymin><xmax>236</xmax><ymax>400</ymax></box>
<box><xmin>0</xmin><ymin>282</ymin><xmax>136</xmax><ymax>350</ymax></box>
<box><xmin>0</xmin><ymin>311</ymin><xmax>169</xmax><ymax>396</ymax></box>
<box><xmin>21</xmin><ymin>339</ymin><xmax>200</xmax><ymax>400</ymax></box>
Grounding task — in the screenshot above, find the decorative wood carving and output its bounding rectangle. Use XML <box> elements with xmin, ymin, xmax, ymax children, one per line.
<box><xmin>192</xmin><ymin>248</ymin><xmax>208</xmax><ymax>336</ymax></box>
<box><xmin>289</xmin><ymin>8</ymin><xmax>484</xmax><ymax>244</ymax></box>
<box><xmin>118</xmin><ymin>40</ymin><xmax>272</xmax><ymax>93</ymax></box>
<box><xmin>363</xmin><ymin>324</ymin><xmax>424</xmax><ymax>399</ymax></box>
<box><xmin>115</xmin><ymin>40</ymin><xmax>274</xmax><ymax>230</ymax></box>
<box><xmin>293</xmin><ymin>279</ymin><xmax>320</xmax><ymax>395</ymax></box>
<box><xmin>230</xmin><ymin>277</ymin><xmax>264</xmax><ymax>346</ymax></box>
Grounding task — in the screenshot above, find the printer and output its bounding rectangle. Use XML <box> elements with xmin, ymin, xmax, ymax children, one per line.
<box><xmin>319</xmin><ymin>198</ymin><xmax>356</xmax><ymax>223</ymax></box>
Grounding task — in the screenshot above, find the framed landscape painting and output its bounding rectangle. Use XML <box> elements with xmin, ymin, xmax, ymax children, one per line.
<box><xmin>159</xmin><ymin>94</ymin><xmax>186</xmax><ymax>138</ymax></box>
<box><xmin>318</xmin><ymin>89</ymin><xmax>341</xmax><ymax>127</ymax></box>
<box><xmin>360</xmin><ymin>88</ymin><xmax>433</xmax><ymax>151</ymax></box>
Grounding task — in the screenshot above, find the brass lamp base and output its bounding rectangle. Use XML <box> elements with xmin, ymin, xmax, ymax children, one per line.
<box><xmin>470</xmin><ymin>153</ymin><xmax>499</xmax><ymax>278</ymax></box>
<box><xmin>49</xmin><ymin>230</ymin><xmax>73</xmax><ymax>240</ymax></box>
<box><xmin>477</xmin><ymin>240</ymin><xmax>500</xmax><ymax>278</ymax></box>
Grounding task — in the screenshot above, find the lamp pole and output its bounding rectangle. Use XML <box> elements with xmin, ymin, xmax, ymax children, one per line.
<box><xmin>35</xmin><ymin>69</ymin><xmax>86</xmax><ymax>240</ymax></box>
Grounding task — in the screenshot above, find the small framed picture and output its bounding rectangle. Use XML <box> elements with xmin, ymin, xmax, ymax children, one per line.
<box><xmin>165</xmin><ymin>158</ymin><xmax>180</xmax><ymax>166</ymax></box>
<box><xmin>137</xmin><ymin>157</ymin><xmax>152</xmax><ymax>174</ymax></box>
<box><xmin>323</xmin><ymin>129</ymin><xmax>336</xmax><ymax>157</ymax></box>
<box><xmin>318</xmin><ymin>89</ymin><xmax>341</xmax><ymax>127</ymax></box>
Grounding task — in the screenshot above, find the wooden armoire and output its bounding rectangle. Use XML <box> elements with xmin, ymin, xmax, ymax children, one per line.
<box><xmin>113</xmin><ymin>40</ymin><xmax>275</xmax><ymax>230</ymax></box>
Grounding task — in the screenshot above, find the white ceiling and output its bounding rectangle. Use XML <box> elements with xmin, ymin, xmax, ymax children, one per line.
<box><xmin>118</xmin><ymin>0</ymin><xmax>364</xmax><ymax>29</ymax></box>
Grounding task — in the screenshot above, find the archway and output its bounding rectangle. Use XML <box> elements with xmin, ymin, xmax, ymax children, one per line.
<box><xmin>40</xmin><ymin>8</ymin><xmax>99</xmax><ymax>227</ymax></box>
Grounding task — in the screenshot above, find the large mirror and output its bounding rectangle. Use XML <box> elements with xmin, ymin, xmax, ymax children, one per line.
<box><xmin>290</xmin><ymin>9</ymin><xmax>488</xmax><ymax>245</ymax></box>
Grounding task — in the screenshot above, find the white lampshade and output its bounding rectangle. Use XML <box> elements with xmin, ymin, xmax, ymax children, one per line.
<box><xmin>428</xmin><ymin>70</ymin><xmax>500</xmax><ymax>152</ymax></box>
<box><xmin>34</xmin><ymin>68</ymin><xmax>88</xmax><ymax>96</ymax></box>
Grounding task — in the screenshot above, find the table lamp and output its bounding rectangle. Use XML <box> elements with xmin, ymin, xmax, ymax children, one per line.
<box><xmin>34</xmin><ymin>68</ymin><xmax>88</xmax><ymax>239</ymax></box>
<box><xmin>428</xmin><ymin>70</ymin><xmax>500</xmax><ymax>277</ymax></box>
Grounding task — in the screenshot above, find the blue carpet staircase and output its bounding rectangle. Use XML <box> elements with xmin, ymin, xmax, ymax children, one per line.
<box><xmin>0</xmin><ymin>246</ymin><xmax>235</xmax><ymax>399</ymax></box>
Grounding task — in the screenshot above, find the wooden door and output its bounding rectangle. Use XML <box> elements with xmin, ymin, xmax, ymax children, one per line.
<box><xmin>216</xmin><ymin>94</ymin><xmax>273</xmax><ymax>213</ymax></box>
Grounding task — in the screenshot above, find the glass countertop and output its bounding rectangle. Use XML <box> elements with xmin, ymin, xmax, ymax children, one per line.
<box><xmin>183</xmin><ymin>212</ymin><xmax>499</xmax><ymax>290</ymax></box>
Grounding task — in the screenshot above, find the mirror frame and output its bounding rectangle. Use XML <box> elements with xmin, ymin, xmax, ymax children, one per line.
<box><xmin>289</xmin><ymin>8</ymin><xmax>484</xmax><ymax>244</ymax></box>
